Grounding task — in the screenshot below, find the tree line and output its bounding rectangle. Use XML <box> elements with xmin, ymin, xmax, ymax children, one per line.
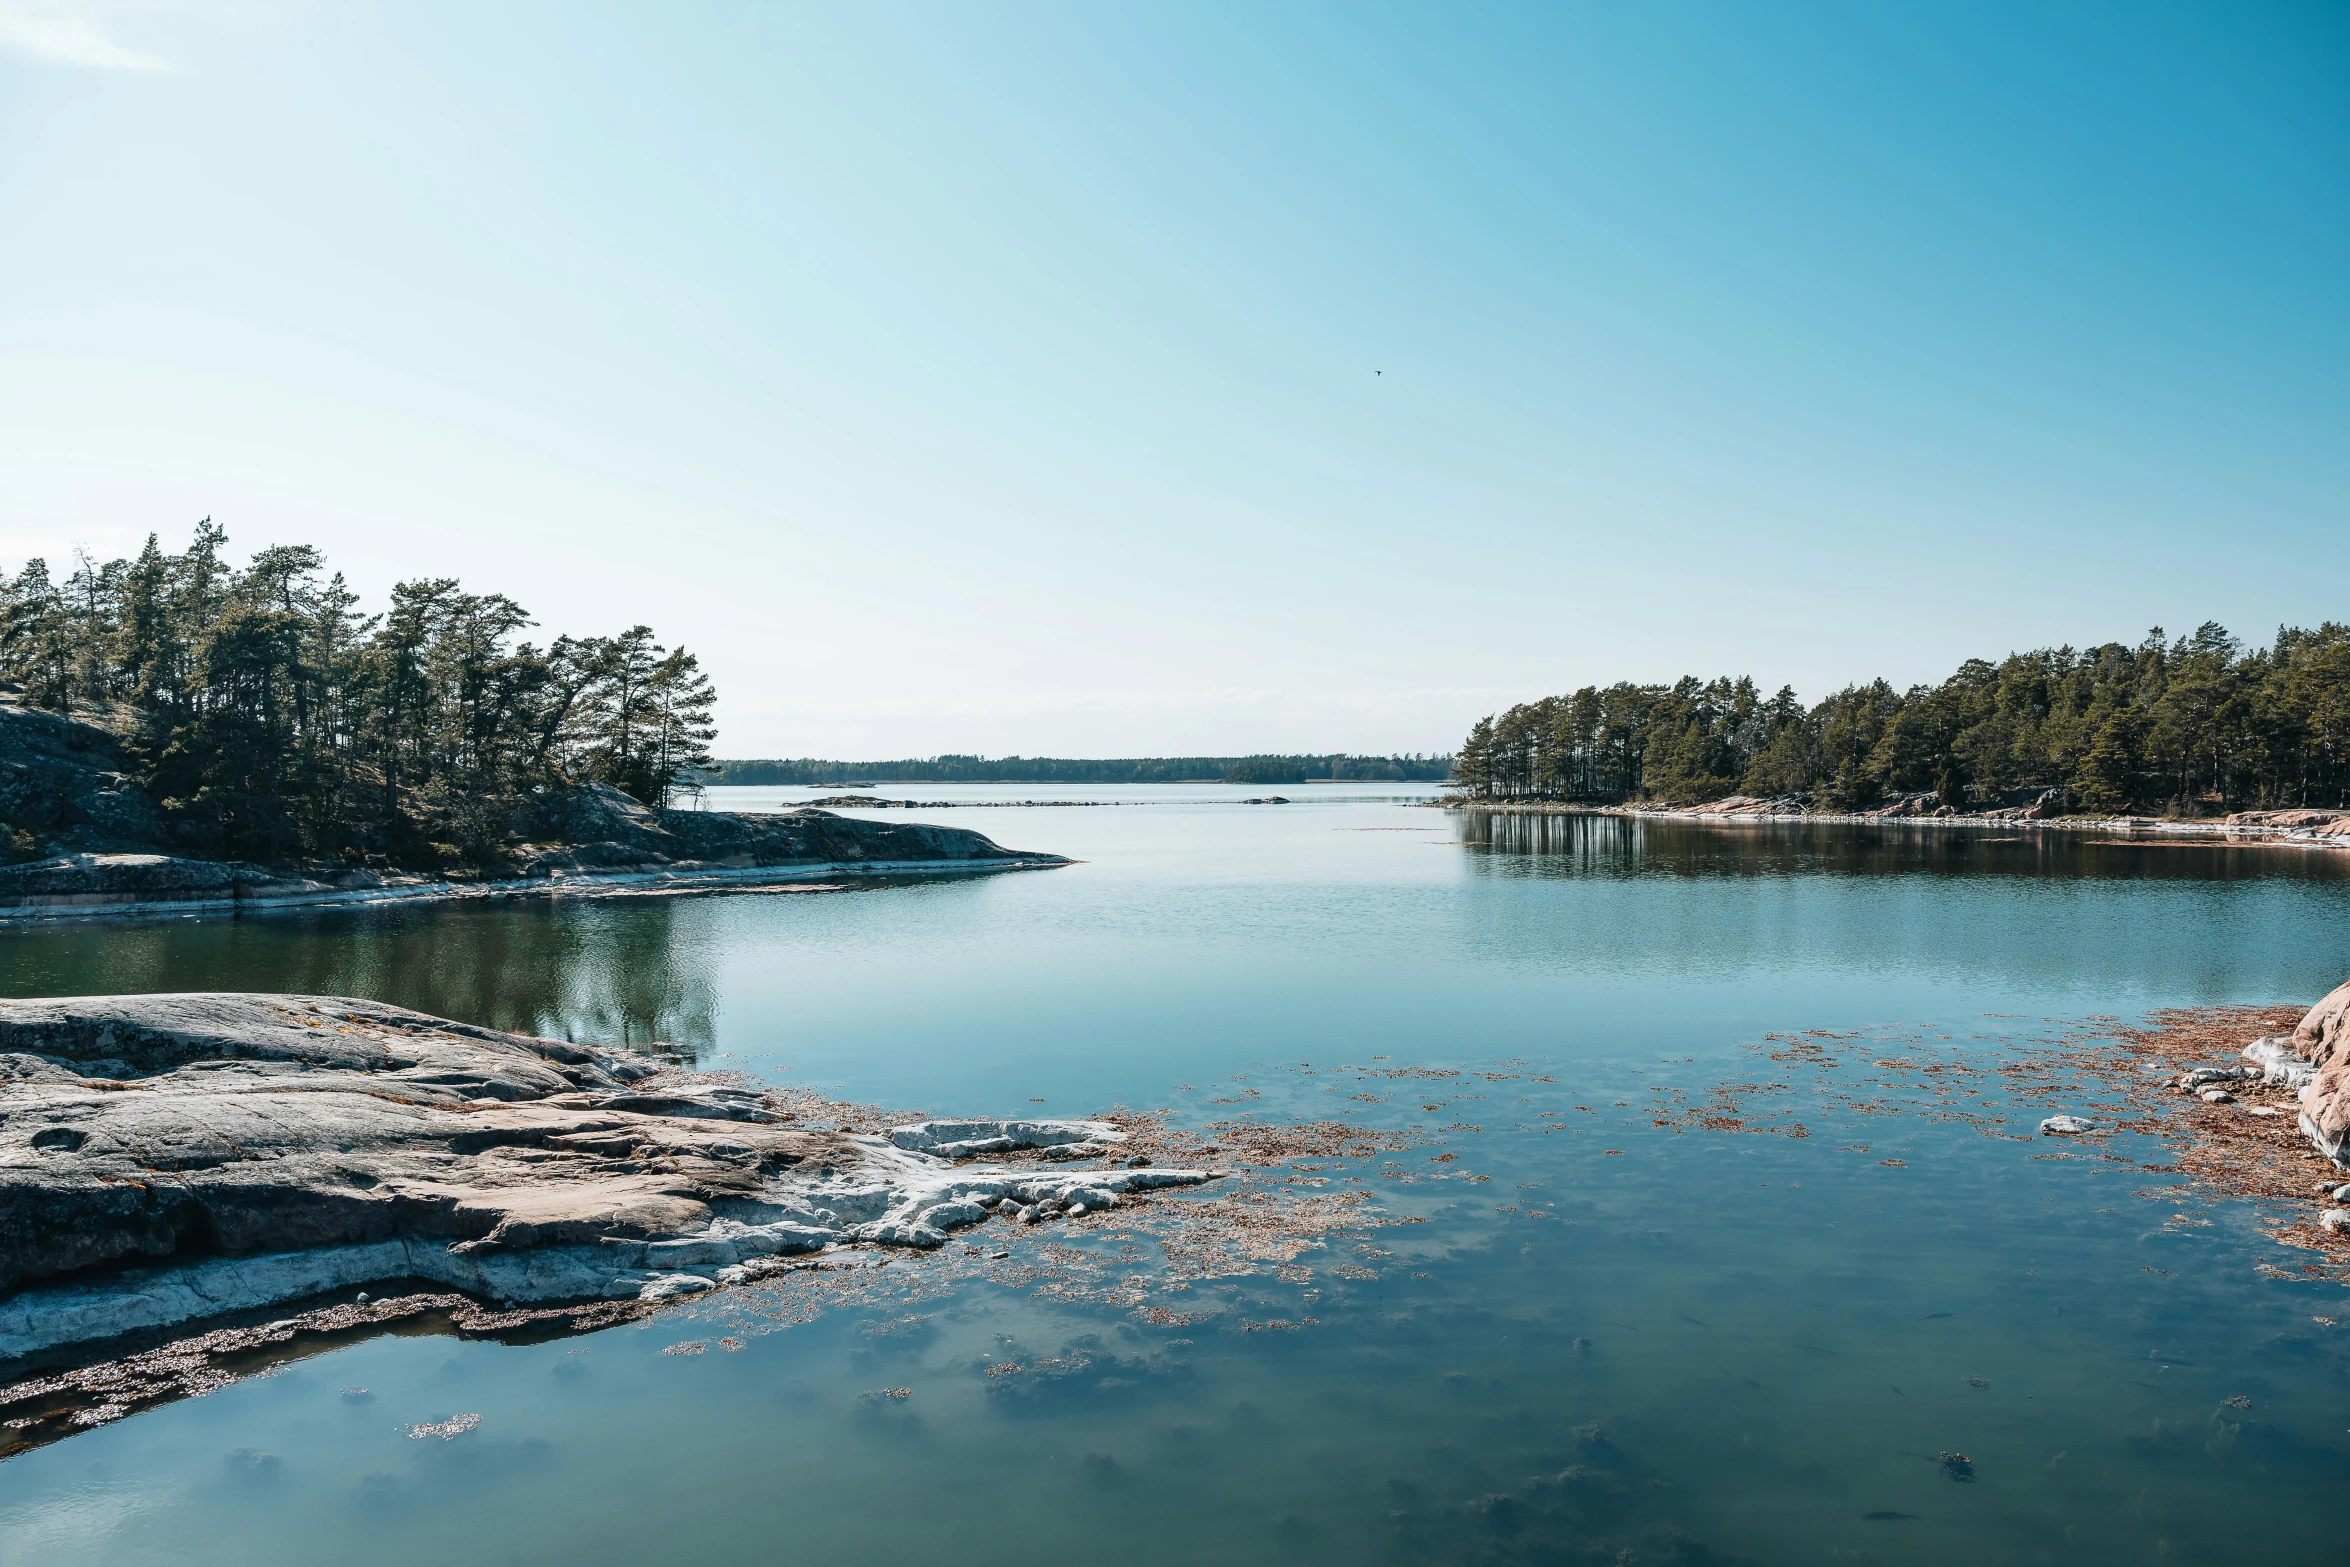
<box><xmin>710</xmin><ymin>753</ymin><xmax>1453</xmax><ymax>786</ymax></box>
<box><xmin>2</xmin><ymin>520</ymin><xmax>716</xmax><ymax>865</ymax></box>
<box><xmin>1451</xmin><ymin>622</ymin><xmax>2350</xmax><ymax>815</ymax></box>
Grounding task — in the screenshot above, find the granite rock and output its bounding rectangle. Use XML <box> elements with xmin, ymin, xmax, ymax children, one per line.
<box><xmin>2286</xmin><ymin>978</ymin><xmax>2350</xmax><ymax>1167</ymax></box>
<box><xmin>1</xmin><ymin>705</ymin><xmax>1061</xmax><ymax>918</ymax></box>
<box><xmin>2291</xmin><ymin>978</ymin><xmax>2350</xmax><ymax>1071</ymax></box>
<box><xmin>0</xmin><ymin>703</ymin><xmax>169</xmax><ymax>852</ymax></box>
<box><xmin>0</xmin><ymin>994</ymin><xmax>1216</xmax><ymax>1359</ymax></box>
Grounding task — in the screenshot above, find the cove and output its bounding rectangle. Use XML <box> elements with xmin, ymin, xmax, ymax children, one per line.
<box><xmin>1</xmin><ymin>784</ymin><xmax>2345</xmax><ymax>1566</ymax></box>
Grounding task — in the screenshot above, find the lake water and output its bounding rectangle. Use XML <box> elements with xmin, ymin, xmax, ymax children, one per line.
<box><xmin>3</xmin><ymin>787</ymin><xmax>2347</xmax><ymax>1565</ymax></box>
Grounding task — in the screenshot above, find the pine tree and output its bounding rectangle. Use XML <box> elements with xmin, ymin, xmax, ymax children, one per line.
<box><xmin>1455</xmin><ymin>716</ymin><xmax>1497</xmax><ymax>798</ymax></box>
<box><xmin>1</xmin><ymin>523</ymin><xmax>728</xmax><ymax>863</ymax></box>
<box><xmin>645</xmin><ymin>649</ymin><xmax>718</xmax><ymax>807</ymax></box>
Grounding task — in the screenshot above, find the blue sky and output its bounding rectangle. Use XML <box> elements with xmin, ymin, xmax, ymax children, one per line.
<box><xmin>2</xmin><ymin>2</ymin><xmax>2344</xmax><ymax>757</ymax></box>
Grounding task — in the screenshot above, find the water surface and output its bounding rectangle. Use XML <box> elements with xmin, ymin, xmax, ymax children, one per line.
<box><xmin>3</xmin><ymin>793</ymin><xmax>2345</xmax><ymax>1565</ymax></box>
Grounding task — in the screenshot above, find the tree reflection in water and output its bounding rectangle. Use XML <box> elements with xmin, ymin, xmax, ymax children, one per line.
<box><xmin>0</xmin><ymin>896</ymin><xmax>720</xmax><ymax>1061</ymax></box>
<box><xmin>1455</xmin><ymin>807</ymin><xmax>2350</xmax><ymax>884</ymax></box>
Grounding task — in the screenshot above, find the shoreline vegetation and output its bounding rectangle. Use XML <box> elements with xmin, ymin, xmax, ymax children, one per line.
<box><xmin>1448</xmin><ymin>622</ymin><xmax>2350</xmax><ymax>823</ymax></box>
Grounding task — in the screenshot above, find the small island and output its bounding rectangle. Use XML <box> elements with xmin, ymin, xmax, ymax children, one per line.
<box><xmin>0</xmin><ymin>525</ymin><xmax>1062</xmax><ymax>916</ymax></box>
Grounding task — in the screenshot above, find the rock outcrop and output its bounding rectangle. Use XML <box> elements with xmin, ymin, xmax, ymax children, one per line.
<box><xmin>0</xmin><ymin>702</ymin><xmax>167</xmax><ymax>853</ymax></box>
<box><xmin>0</xmin><ymin>995</ymin><xmax>1216</xmax><ymax>1360</ymax></box>
<box><xmin>2226</xmin><ymin>809</ymin><xmax>2350</xmax><ymax>836</ymax></box>
<box><xmin>0</xmin><ymin>703</ymin><xmax>1061</xmax><ymax>918</ymax></box>
<box><xmin>0</xmin><ymin>852</ymin><xmax>331</xmax><ymax>910</ymax></box>
<box><xmin>2292</xmin><ymin>980</ymin><xmax>2350</xmax><ymax>1070</ymax></box>
<box><xmin>2282</xmin><ymin>977</ymin><xmax>2350</xmax><ymax>1165</ymax></box>
<box><xmin>511</xmin><ymin>782</ymin><xmax>1029</xmax><ymax>877</ymax></box>
<box><xmin>1670</xmin><ymin>795</ymin><xmax>1807</xmax><ymax>818</ymax></box>
<box><xmin>1469</xmin><ymin>783</ymin><xmax>2336</xmax><ymax>835</ymax></box>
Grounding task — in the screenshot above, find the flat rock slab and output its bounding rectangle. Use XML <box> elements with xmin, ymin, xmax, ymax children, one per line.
<box><xmin>0</xmin><ymin>994</ymin><xmax>1215</xmax><ymax>1361</ymax></box>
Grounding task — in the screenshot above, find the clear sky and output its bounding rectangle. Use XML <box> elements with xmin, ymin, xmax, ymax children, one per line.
<box><xmin>2</xmin><ymin>2</ymin><xmax>2344</xmax><ymax>758</ymax></box>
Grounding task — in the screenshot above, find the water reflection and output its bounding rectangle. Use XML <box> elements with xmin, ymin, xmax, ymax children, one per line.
<box><xmin>0</xmin><ymin>898</ymin><xmax>721</xmax><ymax>1057</ymax></box>
<box><xmin>1444</xmin><ymin>809</ymin><xmax>2350</xmax><ymax>1002</ymax></box>
<box><xmin>4</xmin><ymin>803</ymin><xmax>2350</xmax><ymax>1563</ymax></box>
<box><xmin>1454</xmin><ymin>808</ymin><xmax>2350</xmax><ymax>883</ymax></box>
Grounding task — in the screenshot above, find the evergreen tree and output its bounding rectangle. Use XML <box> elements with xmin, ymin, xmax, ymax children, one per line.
<box><xmin>0</xmin><ymin>522</ymin><xmax>727</xmax><ymax>865</ymax></box>
<box><xmin>1450</xmin><ymin>620</ymin><xmax>2350</xmax><ymax>815</ymax></box>
<box><xmin>645</xmin><ymin>648</ymin><xmax>718</xmax><ymax>807</ymax></box>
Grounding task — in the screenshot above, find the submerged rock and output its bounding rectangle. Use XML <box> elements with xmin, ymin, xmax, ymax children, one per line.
<box><xmin>2039</xmin><ymin>1115</ymin><xmax>2098</xmax><ymax>1135</ymax></box>
<box><xmin>0</xmin><ymin>994</ymin><xmax>1218</xmax><ymax>1361</ymax></box>
<box><xmin>888</xmin><ymin>1119</ymin><xmax>1120</xmax><ymax>1160</ymax></box>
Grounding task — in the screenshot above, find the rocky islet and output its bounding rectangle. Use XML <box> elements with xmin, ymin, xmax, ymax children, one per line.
<box><xmin>0</xmin><ymin>700</ymin><xmax>1066</xmax><ymax>919</ymax></box>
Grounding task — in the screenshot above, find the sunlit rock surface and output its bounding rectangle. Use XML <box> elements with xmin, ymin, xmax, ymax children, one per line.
<box><xmin>0</xmin><ymin>994</ymin><xmax>1214</xmax><ymax>1359</ymax></box>
<box><xmin>2286</xmin><ymin>977</ymin><xmax>2350</xmax><ymax>1166</ymax></box>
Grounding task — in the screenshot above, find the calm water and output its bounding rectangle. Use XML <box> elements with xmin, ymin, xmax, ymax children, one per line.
<box><xmin>3</xmin><ymin>789</ymin><xmax>2347</xmax><ymax>1565</ymax></box>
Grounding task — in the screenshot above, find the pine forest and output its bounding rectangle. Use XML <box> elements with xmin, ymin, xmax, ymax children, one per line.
<box><xmin>1</xmin><ymin>521</ymin><xmax>716</xmax><ymax>865</ymax></box>
<box><xmin>1450</xmin><ymin>623</ymin><xmax>2350</xmax><ymax>814</ymax></box>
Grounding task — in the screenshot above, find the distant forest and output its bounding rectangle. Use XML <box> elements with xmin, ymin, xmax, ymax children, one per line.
<box><xmin>710</xmin><ymin>753</ymin><xmax>1453</xmax><ymax>786</ymax></box>
<box><xmin>1452</xmin><ymin>622</ymin><xmax>2350</xmax><ymax>815</ymax></box>
<box><xmin>1</xmin><ymin>521</ymin><xmax>716</xmax><ymax>863</ymax></box>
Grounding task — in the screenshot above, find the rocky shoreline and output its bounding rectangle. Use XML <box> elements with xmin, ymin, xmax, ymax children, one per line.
<box><xmin>2071</xmin><ymin>979</ymin><xmax>2350</xmax><ymax>1247</ymax></box>
<box><xmin>0</xmin><ymin>846</ymin><xmax>1066</xmax><ymax>924</ymax></box>
<box><xmin>0</xmin><ymin>701</ymin><xmax>1067</xmax><ymax>923</ymax></box>
<box><xmin>1439</xmin><ymin>793</ymin><xmax>2350</xmax><ymax>849</ymax></box>
<box><xmin>0</xmin><ymin>995</ymin><xmax>1222</xmax><ymax>1367</ymax></box>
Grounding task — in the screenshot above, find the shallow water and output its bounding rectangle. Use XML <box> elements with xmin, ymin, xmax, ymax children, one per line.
<box><xmin>3</xmin><ymin>791</ymin><xmax>2347</xmax><ymax>1565</ymax></box>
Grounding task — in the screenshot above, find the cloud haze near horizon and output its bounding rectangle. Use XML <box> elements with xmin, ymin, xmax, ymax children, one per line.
<box><xmin>2</xmin><ymin>3</ymin><xmax>2344</xmax><ymax>758</ymax></box>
